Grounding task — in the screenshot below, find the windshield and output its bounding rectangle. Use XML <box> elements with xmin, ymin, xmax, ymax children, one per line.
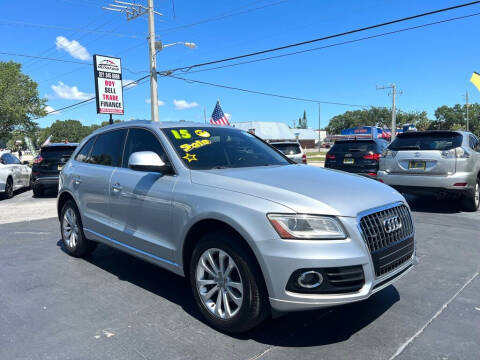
<box><xmin>271</xmin><ymin>143</ymin><xmax>301</xmax><ymax>155</ymax></box>
<box><xmin>330</xmin><ymin>140</ymin><xmax>377</xmax><ymax>153</ymax></box>
<box><xmin>162</xmin><ymin>127</ymin><xmax>290</xmax><ymax>170</ymax></box>
<box><xmin>389</xmin><ymin>132</ymin><xmax>463</xmax><ymax>151</ymax></box>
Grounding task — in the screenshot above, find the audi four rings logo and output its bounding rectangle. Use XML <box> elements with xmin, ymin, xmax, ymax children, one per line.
<box><xmin>382</xmin><ymin>216</ymin><xmax>402</xmax><ymax>233</ymax></box>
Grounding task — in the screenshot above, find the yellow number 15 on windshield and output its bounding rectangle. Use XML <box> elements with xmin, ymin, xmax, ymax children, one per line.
<box><xmin>171</xmin><ymin>129</ymin><xmax>192</xmax><ymax>139</ymax></box>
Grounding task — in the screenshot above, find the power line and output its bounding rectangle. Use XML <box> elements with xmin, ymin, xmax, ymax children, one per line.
<box><xmin>0</xmin><ymin>20</ymin><xmax>142</xmax><ymax>38</ymax></box>
<box><xmin>0</xmin><ymin>52</ymin><xmax>146</xmax><ymax>75</ymax></box>
<box><xmin>175</xmin><ymin>11</ymin><xmax>480</xmax><ymax>75</ymax></box>
<box><xmin>36</xmin><ymin>75</ymin><xmax>149</xmax><ymax>119</ymax></box>
<box><xmin>163</xmin><ymin>74</ymin><xmax>370</xmax><ymax>107</ymax></box>
<box><xmin>162</xmin><ymin>1</ymin><xmax>480</xmax><ymax>74</ymax></box>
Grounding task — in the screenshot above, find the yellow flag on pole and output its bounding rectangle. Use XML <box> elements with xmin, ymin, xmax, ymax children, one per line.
<box><xmin>470</xmin><ymin>72</ymin><xmax>480</xmax><ymax>91</ymax></box>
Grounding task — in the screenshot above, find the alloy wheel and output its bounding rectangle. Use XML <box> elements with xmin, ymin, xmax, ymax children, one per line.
<box><xmin>63</xmin><ymin>208</ymin><xmax>79</xmax><ymax>248</ymax></box>
<box><xmin>196</xmin><ymin>248</ymin><xmax>244</xmax><ymax>320</ymax></box>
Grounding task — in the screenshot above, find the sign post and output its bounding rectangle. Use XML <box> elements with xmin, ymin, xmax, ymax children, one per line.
<box><xmin>93</xmin><ymin>55</ymin><xmax>124</xmax><ymax>123</ymax></box>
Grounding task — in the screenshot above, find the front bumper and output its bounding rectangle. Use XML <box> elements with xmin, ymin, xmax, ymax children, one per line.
<box><xmin>257</xmin><ymin>216</ymin><xmax>417</xmax><ymax>312</ymax></box>
<box><xmin>377</xmin><ymin>171</ymin><xmax>475</xmax><ymax>193</ymax></box>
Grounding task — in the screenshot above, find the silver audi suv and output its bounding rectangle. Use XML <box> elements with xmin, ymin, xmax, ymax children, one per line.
<box><xmin>378</xmin><ymin>131</ymin><xmax>480</xmax><ymax>211</ymax></box>
<box><xmin>57</xmin><ymin>120</ymin><xmax>417</xmax><ymax>332</ymax></box>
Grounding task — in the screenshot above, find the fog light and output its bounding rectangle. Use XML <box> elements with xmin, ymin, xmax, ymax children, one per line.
<box><xmin>297</xmin><ymin>271</ymin><xmax>323</xmax><ymax>288</ymax></box>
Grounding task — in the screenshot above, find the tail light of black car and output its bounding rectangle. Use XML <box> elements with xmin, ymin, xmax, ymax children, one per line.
<box><xmin>326</xmin><ymin>153</ymin><xmax>336</xmax><ymax>160</ymax></box>
<box><xmin>33</xmin><ymin>155</ymin><xmax>44</xmax><ymax>165</ymax></box>
<box><xmin>362</xmin><ymin>153</ymin><xmax>381</xmax><ymax>161</ymax></box>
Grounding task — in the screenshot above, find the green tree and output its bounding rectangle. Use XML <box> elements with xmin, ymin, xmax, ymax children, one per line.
<box><xmin>0</xmin><ymin>61</ymin><xmax>45</xmax><ymax>144</ymax></box>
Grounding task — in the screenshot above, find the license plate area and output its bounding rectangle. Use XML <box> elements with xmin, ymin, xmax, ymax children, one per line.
<box><xmin>408</xmin><ymin>160</ymin><xmax>425</xmax><ymax>170</ymax></box>
<box><xmin>343</xmin><ymin>158</ymin><xmax>354</xmax><ymax>164</ymax></box>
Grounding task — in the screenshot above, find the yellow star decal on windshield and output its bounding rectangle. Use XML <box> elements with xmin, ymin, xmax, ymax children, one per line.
<box><xmin>183</xmin><ymin>153</ymin><xmax>197</xmax><ymax>162</ymax></box>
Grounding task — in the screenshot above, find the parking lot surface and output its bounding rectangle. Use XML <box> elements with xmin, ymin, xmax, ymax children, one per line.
<box><xmin>0</xmin><ymin>190</ymin><xmax>479</xmax><ymax>360</ymax></box>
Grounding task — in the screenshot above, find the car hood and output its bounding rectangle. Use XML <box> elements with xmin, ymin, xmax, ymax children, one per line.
<box><xmin>191</xmin><ymin>164</ymin><xmax>405</xmax><ymax>217</ymax></box>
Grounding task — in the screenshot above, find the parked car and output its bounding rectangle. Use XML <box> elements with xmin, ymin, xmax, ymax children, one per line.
<box><xmin>324</xmin><ymin>138</ymin><xmax>389</xmax><ymax>178</ymax></box>
<box><xmin>270</xmin><ymin>141</ymin><xmax>306</xmax><ymax>164</ymax></box>
<box><xmin>58</xmin><ymin>121</ymin><xmax>417</xmax><ymax>332</ymax></box>
<box><xmin>378</xmin><ymin>131</ymin><xmax>480</xmax><ymax>211</ymax></box>
<box><xmin>32</xmin><ymin>143</ymin><xmax>78</xmax><ymax>196</ymax></box>
<box><xmin>0</xmin><ymin>151</ymin><xmax>32</xmax><ymax>199</ymax></box>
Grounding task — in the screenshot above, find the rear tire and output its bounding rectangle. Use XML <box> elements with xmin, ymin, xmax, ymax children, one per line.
<box><xmin>33</xmin><ymin>185</ymin><xmax>43</xmax><ymax>197</ymax></box>
<box><xmin>60</xmin><ymin>200</ymin><xmax>97</xmax><ymax>257</ymax></box>
<box><xmin>461</xmin><ymin>178</ymin><xmax>480</xmax><ymax>212</ymax></box>
<box><xmin>189</xmin><ymin>231</ymin><xmax>269</xmax><ymax>333</ymax></box>
<box><xmin>1</xmin><ymin>177</ymin><xmax>14</xmax><ymax>199</ymax></box>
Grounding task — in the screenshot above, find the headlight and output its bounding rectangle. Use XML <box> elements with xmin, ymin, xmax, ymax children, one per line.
<box><xmin>267</xmin><ymin>214</ymin><xmax>347</xmax><ymax>240</ymax></box>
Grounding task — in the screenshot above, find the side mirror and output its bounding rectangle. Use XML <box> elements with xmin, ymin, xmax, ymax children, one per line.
<box><xmin>22</xmin><ymin>161</ymin><xmax>30</xmax><ymax>165</ymax></box>
<box><xmin>128</xmin><ymin>151</ymin><xmax>172</xmax><ymax>174</ymax></box>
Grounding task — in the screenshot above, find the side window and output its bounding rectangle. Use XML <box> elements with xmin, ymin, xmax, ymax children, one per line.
<box><xmin>10</xmin><ymin>155</ymin><xmax>21</xmax><ymax>164</ymax></box>
<box><xmin>75</xmin><ymin>137</ymin><xmax>96</xmax><ymax>163</ymax></box>
<box><xmin>89</xmin><ymin>129</ymin><xmax>127</xmax><ymax>167</ymax></box>
<box><xmin>469</xmin><ymin>135</ymin><xmax>480</xmax><ymax>152</ymax></box>
<box><xmin>122</xmin><ymin>128</ymin><xmax>169</xmax><ymax>168</ymax></box>
<box><xmin>0</xmin><ymin>154</ymin><xmax>9</xmax><ymax>164</ymax></box>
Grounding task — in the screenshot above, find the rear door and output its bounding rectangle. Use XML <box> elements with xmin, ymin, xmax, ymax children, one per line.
<box><xmin>382</xmin><ymin>132</ymin><xmax>462</xmax><ymax>175</ymax></box>
<box><xmin>71</xmin><ymin>129</ymin><xmax>127</xmax><ymax>236</ymax></box>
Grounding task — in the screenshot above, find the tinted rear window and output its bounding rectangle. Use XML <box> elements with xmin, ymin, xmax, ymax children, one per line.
<box><xmin>271</xmin><ymin>143</ymin><xmax>301</xmax><ymax>155</ymax></box>
<box><xmin>389</xmin><ymin>132</ymin><xmax>463</xmax><ymax>151</ymax></box>
<box><xmin>330</xmin><ymin>141</ymin><xmax>376</xmax><ymax>153</ymax></box>
<box><xmin>41</xmin><ymin>146</ymin><xmax>76</xmax><ymax>158</ymax></box>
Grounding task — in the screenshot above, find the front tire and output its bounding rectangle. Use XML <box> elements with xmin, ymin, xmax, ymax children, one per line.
<box><xmin>189</xmin><ymin>232</ymin><xmax>269</xmax><ymax>333</ymax></box>
<box><xmin>461</xmin><ymin>178</ymin><xmax>479</xmax><ymax>212</ymax></box>
<box><xmin>60</xmin><ymin>200</ymin><xmax>97</xmax><ymax>257</ymax></box>
<box><xmin>33</xmin><ymin>184</ymin><xmax>43</xmax><ymax>197</ymax></box>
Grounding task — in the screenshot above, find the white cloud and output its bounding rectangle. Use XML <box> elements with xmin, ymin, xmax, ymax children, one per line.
<box><xmin>225</xmin><ymin>113</ymin><xmax>231</xmax><ymax>121</ymax></box>
<box><xmin>122</xmin><ymin>79</ymin><xmax>137</xmax><ymax>89</ymax></box>
<box><xmin>173</xmin><ymin>99</ymin><xmax>198</xmax><ymax>110</ymax></box>
<box><xmin>45</xmin><ymin>105</ymin><xmax>59</xmax><ymax>115</ymax></box>
<box><xmin>55</xmin><ymin>36</ymin><xmax>91</xmax><ymax>61</ymax></box>
<box><xmin>51</xmin><ymin>81</ymin><xmax>93</xmax><ymax>100</ymax></box>
<box><xmin>145</xmin><ymin>98</ymin><xmax>165</xmax><ymax>106</ymax></box>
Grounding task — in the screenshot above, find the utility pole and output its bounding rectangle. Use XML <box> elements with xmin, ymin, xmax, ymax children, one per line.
<box><xmin>103</xmin><ymin>0</ymin><xmax>163</xmax><ymax>122</ymax></box>
<box><xmin>377</xmin><ymin>84</ymin><xmax>401</xmax><ymax>141</ymax></box>
<box><xmin>465</xmin><ymin>90</ymin><xmax>470</xmax><ymax>131</ymax></box>
<box><xmin>318</xmin><ymin>103</ymin><xmax>321</xmax><ymax>147</ymax></box>
<box><xmin>147</xmin><ymin>0</ymin><xmax>159</xmax><ymax>122</ymax></box>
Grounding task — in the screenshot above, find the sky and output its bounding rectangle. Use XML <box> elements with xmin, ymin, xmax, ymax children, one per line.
<box><xmin>1</xmin><ymin>0</ymin><xmax>480</xmax><ymax>130</ymax></box>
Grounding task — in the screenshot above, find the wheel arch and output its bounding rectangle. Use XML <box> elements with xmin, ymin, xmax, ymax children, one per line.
<box><xmin>182</xmin><ymin>218</ymin><xmax>270</xmax><ymax>296</ymax></box>
<box><xmin>57</xmin><ymin>190</ymin><xmax>77</xmax><ymax>220</ymax></box>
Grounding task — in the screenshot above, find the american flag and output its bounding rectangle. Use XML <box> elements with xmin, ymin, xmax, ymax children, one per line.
<box><xmin>209</xmin><ymin>101</ymin><xmax>230</xmax><ymax>126</ymax></box>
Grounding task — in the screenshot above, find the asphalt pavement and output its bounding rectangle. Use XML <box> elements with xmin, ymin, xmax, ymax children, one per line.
<box><xmin>0</xmin><ymin>190</ymin><xmax>479</xmax><ymax>360</ymax></box>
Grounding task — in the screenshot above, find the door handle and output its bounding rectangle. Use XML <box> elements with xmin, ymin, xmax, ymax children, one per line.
<box><xmin>112</xmin><ymin>182</ymin><xmax>123</xmax><ymax>192</ymax></box>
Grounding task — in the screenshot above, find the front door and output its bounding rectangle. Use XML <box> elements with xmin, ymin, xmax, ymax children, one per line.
<box><xmin>108</xmin><ymin>127</ymin><xmax>178</xmax><ymax>263</ymax></box>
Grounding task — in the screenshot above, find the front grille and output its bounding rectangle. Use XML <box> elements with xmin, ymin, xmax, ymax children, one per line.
<box><xmin>359</xmin><ymin>204</ymin><xmax>415</xmax><ymax>277</ymax></box>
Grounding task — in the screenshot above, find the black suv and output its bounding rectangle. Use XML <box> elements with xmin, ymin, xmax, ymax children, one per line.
<box><xmin>32</xmin><ymin>143</ymin><xmax>78</xmax><ymax>196</ymax></box>
<box><xmin>324</xmin><ymin>138</ymin><xmax>389</xmax><ymax>178</ymax></box>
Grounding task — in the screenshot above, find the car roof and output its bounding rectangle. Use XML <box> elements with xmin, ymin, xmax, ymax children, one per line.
<box><xmin>91</xmin><ymin>120</ymin><xmax>235</xmax><ymax>135</ymax></box>
<box><xmin>396</xmin><ymin>130</ymin><xmax>464</xmax><ymax>138</ymax></box>
<box><xmin>42</xmin><ymin>143</ymin><xmax>79</xmax><ymax>147</ymax></box>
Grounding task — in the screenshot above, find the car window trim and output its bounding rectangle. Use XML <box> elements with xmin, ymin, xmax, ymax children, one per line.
<box><xmin>121</xmin><ymin>126</ymin><xmax>177</xmax><ymax>175</ymax></box>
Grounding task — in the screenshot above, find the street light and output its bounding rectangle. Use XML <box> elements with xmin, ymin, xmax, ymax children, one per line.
<box><xmin>155</xmin><ymin>41</ymin><xmax>197</xmax><ymax>52</ymax></box>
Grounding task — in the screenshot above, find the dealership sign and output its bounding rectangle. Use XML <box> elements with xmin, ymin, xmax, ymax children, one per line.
<box><xmin>93</xmin><ymin>54</ymin><xmax>124</xmax><ymax>115</ymax></box>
